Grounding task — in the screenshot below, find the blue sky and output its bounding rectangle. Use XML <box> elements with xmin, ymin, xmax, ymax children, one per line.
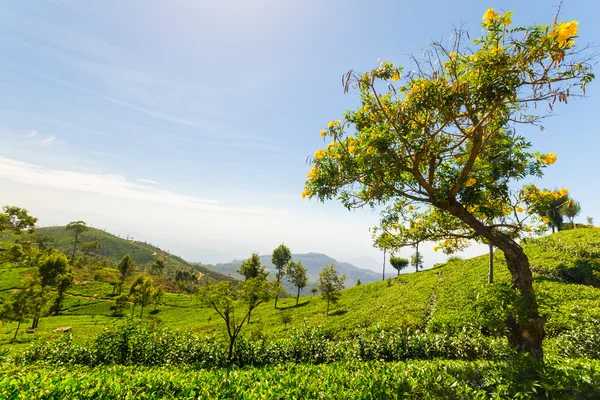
<box><xmin>0</xmin><ymin>1</ymin><xmax>598</xmax><ymax>269</ymax></box>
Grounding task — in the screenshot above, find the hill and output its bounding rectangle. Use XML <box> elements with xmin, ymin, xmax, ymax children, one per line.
<box><xmin>0</xmin><ymin>226</ymin><xmax>233</xmax><ymax>283</ymax></box>
<box><xmin>2</xmin><ymin>228</ymin><xmax>599</xmax><ymax>353</ymax></box>
<box><xmin>207</xmin><ymin>252</ymin><xmax>395</xmax><ymax>292</ymax></box>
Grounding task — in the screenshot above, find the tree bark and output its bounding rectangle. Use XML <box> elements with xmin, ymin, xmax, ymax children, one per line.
<box><xmin>296</xmin><ymin>287</ymin><xmax>300</xmax><ymax>306</ymax></box>
<box><xmin>488</xmin><ymin>243</ymin><xmax>494</xmax><ymax>284</ymax></box>
<box><xmin>140</xmin><ymin>304</ymin><xmax>144</xmax><ymax>319</ymax></box>
<box><xmin>13</xmin><ymin>320</ymin><xmax>21</xmax><ymax>341</ymax></box>
<box><xmin>274</xmin><ymin>273</ymin><xmax>280</xmax><ymax>309</ymax></box>
<box><xmin>446</xmin><ymin>200</ymin><xmax>545</xmax><ymax>360</ymax></box>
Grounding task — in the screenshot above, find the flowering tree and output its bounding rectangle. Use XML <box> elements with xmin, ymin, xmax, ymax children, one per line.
<box><xmin>303</xmin><ymin>9</ymin><xmax>593</xmax><ymax>359</ymax></box>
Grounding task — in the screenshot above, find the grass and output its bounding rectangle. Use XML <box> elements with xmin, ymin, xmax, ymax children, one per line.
<box><xmin>2</xmin><ymin>228</ymin><xmax>600</xmax><ymax>356</ymax></box>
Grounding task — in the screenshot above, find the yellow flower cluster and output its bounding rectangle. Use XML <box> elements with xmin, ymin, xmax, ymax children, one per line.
<box><xmin>540</xmin><ymin>152</ymin><xmax>557</xmax><ymax>165</ymax></box>
<box><xmin>363</xmin><ymin>105</ymin><xmax>370</xmax><ymax>111</ymax></box>
<box><xmin>301</xmin><ymin>188</ymin><xmax>312</xmax><ymax>199</ymax></box>
<box><xmin>449</xmin><ymin>52</ymin><xmax>457</xmax><ymax>58</ymax></box>
<box><xmin>348</xmin><ymin>144</ymin><xmax>356</xmax><ymax>155</ymax></box>
<box><xmin>515</xmin><ymin>206</ymin><xmax>524</xmax><ymax>213</ymax></box>
<box><xmin>320</xmin><ymin>130</ymin><xmax>327</xmax><ymax>137</ymax></box>
<box><xmin>306</xmin><ymin>166</ymin><xmax>318</xmax><ymax>179</ymax></box>
<box><xmin>548</xmin><ymin>21</ymin><xmax>578</xmax><ymax>47</ymax></box>
<box><xmin>314</xmin><ymin>149</ymin><xmax>326</xmax><ymax>159</ymax></box>
<box><xmin>391</xmin><ymin>71</ymin><xmax>400</xmax><ymax>81</ymax></box>
<box><xmin>465</xmin><ymin>177</ymin><xmax>477</xmax><ymax>187</ymax></box>
<box><xmin>482</xmin><ymin>8</ymin><xmax>500</xmax><ymax>25</ymax></box>
<box><xmin>328</xmin><ymin>120</ymin><xmax>342</xmax><ymax>129</ymax></box>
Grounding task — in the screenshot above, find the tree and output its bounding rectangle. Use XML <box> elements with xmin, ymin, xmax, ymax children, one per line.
<box><xmin>117</xmin><ymin>254</ymin><xmax>135</xmax><ymax>295</ymax></box>
<box><xmin>587</xmin><ymin>217</ymin><xmax>594</xmax><ymax>227</ymax></box>
<box><xmin>152</xmin><ymin>286</ymin><xmax>165</xmax><ymax>311</ymax></box>
<box><xmin>0</xmin><ymin>206</ymin><xmax>37</xmax><ymax>234</ymax></box>
<box><xmin>150</xmin><ymin>258</ymin><xmax>166</xmax><ymax>275</ymax></box>
<box><xmin>129</xmin><ymin>275</ymin><xmax>154</xmax><ymax>318</ymax></box>
<box><xmin>318</xmin><ymin>264</ymin><xmax>345</xmax><ymax>315</ymax></box>
<box><xmin>311</xmin><ymin>287</ymin><xmax>318</xmax><ymax>296</ymax></box>
<box><xmin>111</xmin><ymin>294</ymin><xmax>130</xmax><ymax>317</ymax></box>
<box><xmin>303</xmin><ymin>9</ymin><xmax>593</xmax><ymax>359</ymax></box>
<box><xmin>272</xmin><ymin>244</ymin><xmax>292</xmax><ymax>308</ymax></box>
<box><xmin>37</xmin><ymin>252</ymin><xmax>72</xmax><ymax>317</ymax></box>
<box><xmin>389</xmin><ymin>256</ymin><xmax>409</xmax><ymax>276</ymax></box>
<box><xmin>238</xmin><ymin>252</ymin><xmax>265</xmax><ymax>280</ymax></box>
<box><xmin>32</xmin><ymin>232</ymin><xmax>55</xmax><ymax>253</ymax></box>
<box><xmin>561</xmin><ymin>199</ymin><xmax>581</xmax><ymax>229</ymax></box>
<box><xmin>82</xmin><ymin>240</ymin><xmax>102</xmax><ymax>263</ymax></box>
<box><xmin>198</xmin><ymin>277</ymin><xmax>274</xmax><ymax>360</ymax></box>
<box><xmin>356</xmin><ymin>278</ymin><xmax>361</xmax><ymax>286</ymax></box>
<box><xmin>286</xmin><ymin>260</ymin><xmax>308</xmax><ymax>305</ymax></box>
<box><xmin>65</xmin><ymin>221</ymin><xmax>88</xmax><ymax>264</ymax></box>
<box><xmin>1</xmin><ymin>288</ymin><xmax>31</xmax><ymax>340</ymax></box>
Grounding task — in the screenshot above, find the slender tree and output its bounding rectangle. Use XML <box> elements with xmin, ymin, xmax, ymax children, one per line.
<box><xmin>1</xmin><ymin>288</ymin><xmax>31</xmax><ymax>341</ymax></box>
<box><xmin>117</xmin><ymin>254</ymin><xmax>135</xmax><ymax>295</ymax></box>
<box><xmin>129</xmin><ymin>275</ymin><xmax>154</xmax><ymax>318</ymax></box>
<box><xmin>303</xmin><ymin>8</ymin><xmax>593</xmax><ymax>359</ymax></box>
<box><xmin>318</xmin><ymin>264</ymin><xmax>345</xmax><ymax>315</ymax></box>
<box><xmin>150</xmin><ymin>258</ymin><xmax>166</xmax><ymax>275</ymax></box>
<box><xmin>561</xmin><ymin>199</ymin><xmax>581</xmax><ymax>229</ymax></box>
<box><xmin>286</xmin><ymin>260</ymin><xmax>308</xmax><ymax>305</ymax></box>
<box><xmin>272</xmin><ymin>244</ymin><xmax>292</xmax><ymax>308</ymax></box>
<box><xmin>65</xmin><ymin>221</ymin><xmax>88</xmax><ymax>264</ymax></box>
<box><xmin>152</xmin><ymin>286</ymin><xmax>165</xmax><ymax>311</ymax></box>
<box><xmin>36</xmin><ymin>252</ymin><xmax>71</xmax><ymax>318</ymax></box>
<box><xmin>198</xmin><ymin>277</ymin><xmax>274</xmax><ymax>360</ymax></box>
<box><xmin>238</xmin><ymin>252</ymin><xmax>265</xmax><ymax>280</ymax></box>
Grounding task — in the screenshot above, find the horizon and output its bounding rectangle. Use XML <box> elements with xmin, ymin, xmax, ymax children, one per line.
<box><xmin>1</xmin><ymin>0</ymin><xmax>598</xmax><ymax>272</ymax></box>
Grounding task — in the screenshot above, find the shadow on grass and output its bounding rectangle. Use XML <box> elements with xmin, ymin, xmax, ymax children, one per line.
<box><xmin>328</xmin><ymin>309</ymin><xmax>348</xmax><ymax>316</ymax></box>
<box><xmin>278</xmin><ymin>301</ymin><xmax>311</xmax><ymax>311</ymax></box>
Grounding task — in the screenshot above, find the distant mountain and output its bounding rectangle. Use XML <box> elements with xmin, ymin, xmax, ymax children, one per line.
<box><xmin>24</xmin><ymin>226</ymin><xmax>235</xmax><ymax>283</ymax></box>
<box><xmin>206</xmin><ymin>253</ymin><xmax>394</xmax><ymax>293</ymax></box>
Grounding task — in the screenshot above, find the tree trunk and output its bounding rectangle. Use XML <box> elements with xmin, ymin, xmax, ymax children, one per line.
<box><xmin>13</xmin><ymin>320</ymin><xmax>21</xmax><ymax>341</ymax></box>
<box><xmin>415</xmin><ymin>243</ymin><xmax>420</xmax><ymax>272</ymax></box>
<box><xmin>296</xmin><ymin>286</ymin><xmax>300</xmax><ymax>306</ymax></box>
<box><xmin>71</xmin><ymin>233</ymin><xmax>78</xmax><ymax>265</ymax></box>
<box><xmin>140</xmin><ymin>304</ymin><xmax>145</xmax><ymax>319</ymax></box>
<box><xmin>488</xmin><ymin>243</ymin><xmax>494</xmax><ymax>284</ymax></box>
<box><xmin>131</xmin><ymin>304</ymin><xmax>135</xmax><ymax>318</ymax></box>
<box><xmin>274</xmin><ymin>274</ymin><xmax>280</xmax><ymax>309</ymax></box>
<box><xmin>382</xmin><ymin>248</ymin><xmax>386</xmax><ymax>281</ymax></box>
<box><xmin>551</xmin><ymin>225</ymin><xmax>555</xmax><ymax>233</ymax></box>
<box><xmin>447</xmin><ymin>200</ymin><xmax>545</xmax><ymax>360</ymax></box>
<box><xmin>228</xmin><ymin>336</ymin><xmax>235</xmax><ymax>361</ymax></box>
<box><xmin>247</xmin><ymin>309</ymin><xmax>251</xmax><ymax>325</ymax></box>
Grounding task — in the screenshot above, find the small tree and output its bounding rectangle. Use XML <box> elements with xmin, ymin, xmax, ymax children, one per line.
<box><xmin>82</xmin><ymin>240</ymin><xmax>102</xmax><ymax>263</ymax></box>
<box><xmin>311</xmin><ymin>287</ymin><xmax>318</xmax><ymax>296</ymax></box>
<box><xmin>198</xmin><ymin>277</ymin><xmax>274</xmax><ymax>360</ymax></box>
<box><xmin>150</xmin><ymin>258</ymin><xmax>166</xmax><ymax>275</ymax></box>
<box><xmin>117</xmin><ymin>254</ymin><xmax>135</xmax><ymax>295</ymax></box>
<box><xmin>129</xmin><ymin>275</ymin><xmax>154</xmax><ymax>318</ymax></box>
<box><xmin>410</xmin><ymin>250</ymin><xmax>423</xmax><ymax>273</ymax></box>
<box><xmin>1</xmin><ymin>288</ymin><xmax>31</xmax><ymax>340</ymax></box>
<box><xmin>0</xmin><ymin>206</ymin><xmax>37</xmax><ymax>234</ymax></box>
<box><xmin>152</xmin><ymin>286</ymin><xmax>165</xmax><ymax>311</ymax></box>
<box><xmin>286</xmin><ymin>260</ymin><xmax>308</xmax><ymax>305</ymax></box>
<box><xmin>389</xmin><ymin>256</ymin><xmax>409</xmax><ymax>276</ymax></box>
<box><xmin>587</xmin><ymin>217</ymin><xmax>594</xmax><ymax>228</ymax></box>
<box><xmin>319</xmin><ymin>264</ymin><xmax>345</xmax><ymax>315</ymax></box>
<box><xmin>238</xmin><ymin>252</ymin><xmax>265</xmax><ymax>280</ymax></box>
<box><xmin>65</xmin><ymin>221</ymin><xmax>88</xmax><ymax>264</ymax></box>
<box><xmin>281</xmin><ymin>312</ymin><xmax>292</xmax><ymax>329</ymax></box>
<box><xmin>37</xmin><ymin>251</ymin><xmax>72</xmax><ymax>317</ymax></box>
<box><xmin>111</xmin><ymin>294</ymin><xmax>130</xmax><ymax>317</ymax></box>
<box><xmin>272</xmin><ymin>244</ymin><xmax>292</xmax><ymax>308</ymax></box>
<box><xmin>53</xmin><ymin>267</ymin><xmax>74</xmax><ymax>315</ymax></box>
<box><xmin>561</xmin><ymin>199</ymin><xmax>581</xmax><ymax>229</ymax></box>
<box><xmin>356</xmin><ymin>278</ymin><xmax>361</xmax><ymax>286</ymax></box>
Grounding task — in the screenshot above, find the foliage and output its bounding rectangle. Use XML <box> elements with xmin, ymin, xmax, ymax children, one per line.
<box><xmin>66</xmin><ymin>221</ymin><xmax>88</xmax><ymax>263</ymax></box>
<box><xmin>286</xmin><ymin>260</ymin><xmax>308</xmax><ymax>305</ymax></box>
<box><xmin>0</xmin><ymin>206</ymin><xmax>37</xmax><ymax>234</ymax></box>
<box><xmin>237</xmin><ymin>252</ymin><xmax>266</xmax><ymax>280</ymax></box>
<box><xmin>319</xmin><ymin>264</ymin><xmax>345</xmax><ymax>315</ymax></box>
<box><xmin>561</xmin><ymin>199</ymin><xmax>581</xmax><ymax>229</ymax></box>
<box><xmin>390</xmin><ymin>256</ymin><xmax>409</xmax><ymax>276</ymax></box>
<box><xmin>116</xmin><ymin>254</ymin><xmax>135</xmax><ymax>294</ymax></box>
<box><xmin>129</xmin><ymin>275</ymin><xmax>155</xmax><ymax>318</ymax></box>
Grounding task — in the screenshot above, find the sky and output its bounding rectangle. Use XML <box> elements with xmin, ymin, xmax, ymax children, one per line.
<box><xmin>0</xmin><ymin>0</ymin><xmax>598</xmax><ymax>270</ymax></box>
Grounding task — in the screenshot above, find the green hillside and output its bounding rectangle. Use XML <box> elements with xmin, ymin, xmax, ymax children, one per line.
<box><xmin>2</xmin><ymin>228</ymin><xmax>599</xmax><ymax>354</ymax></box>
<box><xmin>0</xmin><ymin>226</ymin><xmax>233</xmax><ymax>283</ymax></box>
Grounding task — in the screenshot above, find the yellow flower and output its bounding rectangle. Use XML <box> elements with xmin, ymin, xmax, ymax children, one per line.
<box><xmin>542</xmin><ymin>216</ymin><xmax>550</xmax><ymax>224</ymax></box>
<box><xmin>391</xmin><ymin>71</ymin><xmax>400</xmax><ymax>81</ymax></box>
<box><xmin>515</xmin><ymin>206</ymin><xmax>524</xmax><ymax>213</ymax></box>
<box><xmin>336</xmin><ymin>120</ymin><xmax>342</xmax><ymax>125</ymax></box>
<box><xmin>525</xmin><ymin>226</ymin><xmax>532</xmax><ymax>232</ymax></box>
<box><xmin>405</xmin><ymin>92</ymin><xmax>412</xmax><ymax>101</ymax></box>
<box><xmin>556</xmin><ymin>21</ymin><xmax>579</xmax><ymax>43</ymax></box>
<box><xmin>541</xmin><ymin>152</ymin><xmax>557</xmax><ymax>165</ymax></box>
<box><xmin>503</xmin><ymin>15</ymin><xmax>512</xmax><ymax>26</ymax></box>
<box><xmin>319</xmin><ymin>130</ymin><xmax>327</xmax><ymax>137</ymax></box>
<box><xmin>301</xmin><ymin>188</ymin><xmax>312</xmax><ymax>199</ymax></box>
<box><xmin>449</xmin><ymin>52</ymin><xmax>457</xmax><ymax>58</ymax></box>
<box><xmin>558</xmin><ymin>188</ymin><xmax>568</xmax><ymax>197</ymax></box>
<box><xmin>348</xmin><ymin>144</ymin><xmax>356</xmax><ymax>155</ymax></box>
<box><xmin>465</xmin><ymin>177</ymin><xmax>476</xmax><ymax>187</ymax></box>
<box><xmin>363</xmin><ymin>105</ymin><xmax>370</xmax><ymax>111</ymax></box>
<box><xmin>433</xmin><ymin>245</ymin><xmax>441</xmax><ymax>252</ymax></box>
<box><xmin>407</xmin><ymin>205</ymin><xmax>414</xmax><ymax>211</ymax></box>
<box><xmin>314</xmin><ymin>149</ymin><xmax>326</xmax><ymax>159</ymax></box>
<box><xmin>483</xmin><ymin>8</ymin><xmax>500</xmax><ymax>25</ymax></box>
<box><xmin>306</xmin><ymin>166</ymin><xmax>318</xmax><ymax>179</ymax></box>
<box><xmin>328</xmin><ymin>121</ymin><xmax>336</xmax><ymax>128</ymax></box>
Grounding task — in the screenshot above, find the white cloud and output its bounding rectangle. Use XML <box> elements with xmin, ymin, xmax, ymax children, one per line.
<box><xmin>22</xmin><ymin>129</ymin><xmax>38</xmax><ymax>138</ymax></box>
<box><xmin>0</xmin><ymin>156</ymin><xmax>286</xmax><ymax>214</ymax></box>
<box><xmin>137</xmin><ymin>178</ymin><xmax>159</xmax><ymax>185</ymax></box>
<box><xmin>40</xmin><ymin>136</ymin><xmax>56</xmax><ymax>146</ymax></box>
